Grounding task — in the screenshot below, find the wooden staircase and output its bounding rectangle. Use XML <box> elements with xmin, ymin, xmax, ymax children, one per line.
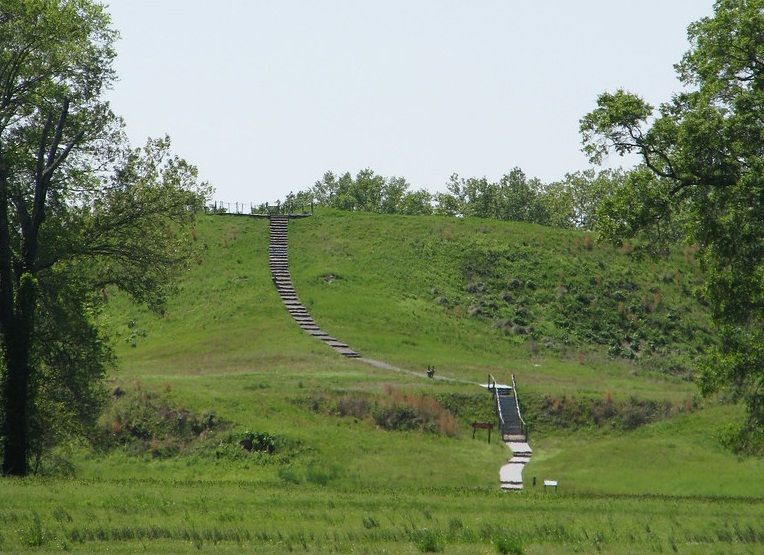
<box><xmin>269</xmin><ymin>216</ymin><xmax>360</xmax><ymax>358</ymax></box>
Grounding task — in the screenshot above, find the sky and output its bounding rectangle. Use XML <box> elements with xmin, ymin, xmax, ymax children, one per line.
<box><xmin>105</xmin><ymin>1</ymin><xmax>715</xmax><ymax>203</ymax></box>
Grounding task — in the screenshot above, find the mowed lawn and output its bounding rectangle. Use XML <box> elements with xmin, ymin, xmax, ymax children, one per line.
<box><xmin>2</xmin><ymin>212</ymin><xmax>763</xmax><ymax>553</ymax></box>
<box><xmin>2</xmin><ymin>479</ymin><xmax>764</xmax><ymax>553</ymax></box>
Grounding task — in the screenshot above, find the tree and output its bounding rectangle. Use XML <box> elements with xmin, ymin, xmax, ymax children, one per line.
<box><xmin>580</xmin><ymin>0</ymin><xmax>763</xmax><ymax>450</ymax></box>
<box><xmin>0</xmin><ymin>1</ymin><xmax>208</xmax><ymax>475</ymax></box>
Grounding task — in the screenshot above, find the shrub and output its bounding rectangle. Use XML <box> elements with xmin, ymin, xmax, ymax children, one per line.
<box><xmin>277</xmin><ymin>466</ymin><xmax>302</xmax><ymax>484</ymax></box>
<box><xmin>362</xmin><ymin>516</ymin><xmax>380</xmax><ymax>529</ymax></box>
<box><xmin>305</xmin><ymin>462</ymin><xmax>342</xmax><ymax>486</ymax></box>
<box><xmin>335</xmin><ymin>394</ymin><xmax>372</xmax><ymax>419</ymax></box>
<box><xmin>494</xmin><ymin>533</ymin><xmax>523</xmax><ymax>554</ymax></box>
<box><xmin>374</xmin><ymin>405</ymin><xmax>420</xmax><ymax>431</ymax></box>
<box><xmin>525</xmin><ymin>392</ymin><xmax>692</xmax><ymax>432</ymax></box>
<box><xmin>303</xmin><ymin>387</ymin><xmax>458</xmax><ymax>436</ymax></box>
<box><xmin>412</xmin><ymin>529</ymin><xmax>445</xmax><ymax>553</ymax></box>
<box><xmin>717</xmin><ymin>423</ymin><xmax>764</xmax><ymax>456</ymax></box>
<box><xmin>239</xmin><ymin>431</ymin><xmax>277</xmax><ymax>454</ymax></box>
<box><xmin>380</xmin><ymin>387</ymin><xmax>457</xmax><ymax>436</ymax></box>
<box><xmin>96</xmin><ymin>382</ymin><xmax>225</xmax><ymax>456</ymax></box>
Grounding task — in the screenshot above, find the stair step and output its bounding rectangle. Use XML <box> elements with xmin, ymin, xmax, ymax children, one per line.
<box><xmin>325</xmin><ymin>342</ymin><xmax>350</xmax><ymax>348</ymax></box>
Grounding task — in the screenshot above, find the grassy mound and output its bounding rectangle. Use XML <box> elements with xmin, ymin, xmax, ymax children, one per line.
<box><xmin>288</xmin><ymin>209</ymin><xmax>711</xmax><ymax>378</ymax></box>
<box><xmin>3</xmin><ymin>210</ymin><xmax>763</xmax><ymax>553</ymax></box>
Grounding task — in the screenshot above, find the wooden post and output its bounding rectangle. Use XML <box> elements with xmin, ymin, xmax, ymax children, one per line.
<box><xmin>471</xmin><ymin>422</ymin><xmax>494</xmax><ymax>443</ymax></box>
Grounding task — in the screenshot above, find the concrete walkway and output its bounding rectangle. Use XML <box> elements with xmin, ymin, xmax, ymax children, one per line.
<box><xmin>358</xmin><ymin>357</ymin><xmax>478</xmax><ymax>385</ymax></box>
<box><xmin>500</xmin><ymin>441</ymin><xmax>532</xmax><ymax>491</ymax></box>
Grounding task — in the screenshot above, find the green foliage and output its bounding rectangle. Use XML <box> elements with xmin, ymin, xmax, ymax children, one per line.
<box><xmin>580</xmin><ymin>0</ymin><xmax>764</xmax><ymax>449</ymax></box>
<box><xmin>238</xmin><ymin>431</ymin><xmax>277</xmax><ymax>454</ymax></box>
<box><xmin>412</xmin><ymin>528</ymin><xmax>445</xmax><ymax>553</ymax></box>
<box><xmin>0</xmin><ymin>214</ymin><xmax>763</xmax><ymax>552</ymax></box>
<box><xmin>277</xmin><ymin>166</ymin><xmax>626</xmax><ymax>229</ymax></box>
<box><xmin>447</xmin><ymin>232</ymin><xmax>711</xmax><ymax>372</ymax></box>
<box><xmin>0</xmin><ymin>1</ymin><xmax>209</xmax><ymax>474</ymax></box>
<box><xmin>523</xmin><ymin>392</ymin><xmax>695</xmax><ymax>432</ymax></box>
<box><xmin>96</xmin><ymin>383</ymin><xmax>224</xmax><ymax>457</ymax></box>
<box><xmin>309</xmin><ymin>169</ymin><xmax>434</xmax><ymax>215</ymax></box>
<box><xmin>17</xmin><ymin>513</ymin><xmax>53</xmax><ymax>548</ymax></box>
<box><xmin>494</xmin><ymin>533</ymin><xmax>523</xmax><ymax>554</ymax></box>
<box><xmin>304</xmin><ymin>387</ymin><xmax>458</xmax><ymax>436</ymax></box>
<box><xmin>65</xmin><ymin>217</ymin><xmax>756</xmax><ymax>495</ymax></box>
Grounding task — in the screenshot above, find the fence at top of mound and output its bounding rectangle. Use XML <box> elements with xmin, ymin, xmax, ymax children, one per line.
<box><xmin>205</xmin><ymin>200</ymin><xmax>314</xmax><ymax>217</ymax></box>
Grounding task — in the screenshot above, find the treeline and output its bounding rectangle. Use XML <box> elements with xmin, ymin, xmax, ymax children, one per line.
<box><xmin>283</xmin><ymin>167</ymin><xmax>629</xmax><ymax>230</ymax></box>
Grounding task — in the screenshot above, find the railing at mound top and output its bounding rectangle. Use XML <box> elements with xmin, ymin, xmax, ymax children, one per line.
<box><xmin>511</xmin><ymin>373</ymin><xmax>528</xmax><ymax>439</ymax></box>
<box><xmin>206</xmin><ymin>200</ymin><xmax>314</xmax><ymax>216</ymax></box>
<box><xmin>487</xmin><ymin>374</ymin><xmax>506</xmax><ymax>431</ymax></box>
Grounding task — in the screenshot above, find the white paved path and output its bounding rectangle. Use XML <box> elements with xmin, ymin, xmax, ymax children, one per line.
<box><xmin>358</xmin><ymin>357</ymin><xmax>479</xmax><ymax>385</ymax></box>
<box><xmin>500</xmin><ymin>442</ymin><xmax>532</xmax><ymax>490</ymax></box>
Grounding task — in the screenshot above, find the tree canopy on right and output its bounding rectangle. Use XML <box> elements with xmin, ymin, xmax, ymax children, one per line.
<box><xmin>581</xmin><ymin>0</ymin><xmax>763</xmax><ymax>451</ymax></box>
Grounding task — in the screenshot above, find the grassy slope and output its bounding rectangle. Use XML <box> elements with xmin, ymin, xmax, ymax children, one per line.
<box><xmin>2</xmin><ymin>211</ymin><xmax>764</xmax><ymax>553</ymax></box>
<box><xmin>288</xmin><ymin>210</ymin><xmax>704</xmax><ymax>398</ymax></box>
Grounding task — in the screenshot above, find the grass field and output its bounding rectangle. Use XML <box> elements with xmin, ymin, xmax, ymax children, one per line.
<box><xmin>2</xmin><ymin>211</ymin><xmax>763</xmax><ymax>553</ymax></box>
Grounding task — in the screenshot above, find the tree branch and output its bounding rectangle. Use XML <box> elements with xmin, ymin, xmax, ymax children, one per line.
<box><xmin>36</xmin><ymin>112</ymin><xmax>54</xmax><ymax>184</ymax></box>
<box><xmin>0</xmin><ymin>151</ymin><xmax>15</xmax><ymax>335</ymax></box>
<box><xmin>43</xmin><ymin>129</ymin><xmax>84</xmax><ymax>180</ymax></box>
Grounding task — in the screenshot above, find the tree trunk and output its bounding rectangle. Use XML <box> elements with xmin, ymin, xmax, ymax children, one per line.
<box><xmin>2</xmin><ymin>325</ymin><xmax>32</xmax><ymax>476</ymax></box>
<box><xmin>1</xmin><ymin>275</ymin><xmax>37</xmax><ymax>476</ymax></box>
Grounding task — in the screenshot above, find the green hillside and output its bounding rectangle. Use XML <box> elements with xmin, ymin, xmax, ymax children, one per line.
<box><xmin>4</xmin><ymin>211</ymin><xmax>764</xmax><ymax>553</ymax></box>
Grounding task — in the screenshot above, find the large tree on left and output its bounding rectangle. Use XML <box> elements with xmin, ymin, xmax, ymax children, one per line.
<box><xmin>0</xmin><ymin>1</ymin><xmax>206</xmax><ymax>476</ymax></box>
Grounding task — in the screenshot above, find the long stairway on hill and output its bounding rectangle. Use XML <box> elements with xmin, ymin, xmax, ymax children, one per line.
<box><xmin>269</xmin><ymin>216</ymin><xmax>360</xmax><ymax>358</ymax></box>
<box><xmin>489</xmin><ymin>374</ymin><xmax>532</xmax><ymax>491</ymax></box>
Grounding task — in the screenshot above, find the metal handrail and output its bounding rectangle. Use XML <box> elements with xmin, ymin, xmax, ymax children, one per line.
<box><xmin>206</xmin><ymin>200</ymin><xmax>315</xmax><ymax>216</ymax></box>
<box><xmin>511</xmin><ymin>373</ymin><xmax>527</xmax><ymax>436</ymax></box>
<box><xmin>488</xmin><ymin>374</ymin><xmax>506</xmax><ymax>428</ymax></box>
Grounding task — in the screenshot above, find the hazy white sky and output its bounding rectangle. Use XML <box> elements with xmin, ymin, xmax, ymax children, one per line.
<box><xmin>105</xmin><ymin>1</ymin><xmax>714</xmax><ymax>202</ymax></box>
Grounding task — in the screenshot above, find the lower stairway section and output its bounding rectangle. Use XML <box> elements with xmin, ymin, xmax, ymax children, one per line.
<box><xmin>269</xmin><ymin>216</ymin><xmax>360</xmax><ymax>358</ymax></box>
<box><xmin>487</xmin><ymin>374</ymin><xmax>532</xmax><ymax>490</ymax></box>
